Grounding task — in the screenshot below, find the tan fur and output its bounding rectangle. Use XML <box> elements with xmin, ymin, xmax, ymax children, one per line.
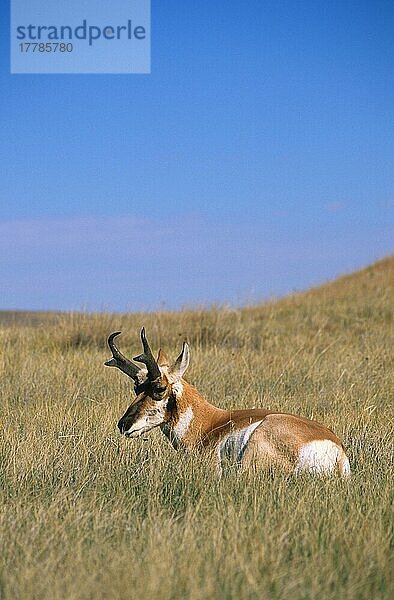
<box><xmin>113</xmin><ymin>334</ymin><xmax>350</xmax><ymax>476</ymax></box>
<box><xmin>241</xmin><ymin>414</ymin><xmax>342</xmax><ymax>472</ymax></box>
<box><xmin>157</xmin><ymin>349</ymin><xmax>170</xmax><ymax>367</ymax></box>
<box><xmin>162</xmin><ymin>382</ymin><xmax>346</xmax><ymax>472</ymax></box>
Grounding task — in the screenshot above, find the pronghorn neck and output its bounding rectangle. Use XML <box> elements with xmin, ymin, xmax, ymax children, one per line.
<box><xmin>161</xmin><ymin>380</ymin><xmax>227</xmax><ymax>448</ymax></box>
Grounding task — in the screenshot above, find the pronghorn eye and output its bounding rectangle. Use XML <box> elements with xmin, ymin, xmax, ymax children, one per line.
<box><xmin>155</xmin><ymin>385</ymin><xmax>167</xmax><ymax>394</ymax></box>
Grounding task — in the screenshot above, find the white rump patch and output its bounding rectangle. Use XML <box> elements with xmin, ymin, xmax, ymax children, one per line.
<box><xmin>339</xmin><ymin>455</ymin><xmax>351</xmax><ymax>477</ymax></box>
<box><xmin>173</xmin><ymin>406</ymin><xmax>193</xmax><ymax>440</ymax></box>
<box><xmin>219</xmin><ymin>420</ymin><xmax>263</xmax><ymax>466</ymax></box>
<box><xmin>295</xmin><ymin>440</ymin><xmax>344</xmax><ymax>475</ymax></box>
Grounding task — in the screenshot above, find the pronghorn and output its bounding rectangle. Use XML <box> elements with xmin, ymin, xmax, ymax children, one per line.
<box><xmin>105</xmin><ymin>329</ymin><xmax>350</xmax><ymax>476</ymax></box>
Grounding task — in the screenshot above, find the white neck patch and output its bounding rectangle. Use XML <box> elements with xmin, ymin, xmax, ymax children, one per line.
<box><xmin>173</xmin><ymin>406</ymin><xmax>194</xmax><ymax>440</ymax></box>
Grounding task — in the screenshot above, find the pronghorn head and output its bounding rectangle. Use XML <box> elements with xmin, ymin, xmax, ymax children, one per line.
<box><xmin>105</xmin><ymin>328</ymin><xmax>189</xmax><ymax>438</ymax></box>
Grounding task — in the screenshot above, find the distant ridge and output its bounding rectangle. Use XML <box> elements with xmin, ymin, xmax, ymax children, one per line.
<box><xmin>291</xmin><ymin>255</ymin><xmax>393</xmax><ymax>302</ymax></box>
<box><xmin>0</xmin><ymin>310</ymin><xmax>63</xmax><ymax>327</ymax></box>
<box><xmin>0</xmin><ymin>255</ymin><xmax>392</xmax><ymax>327</ymax></box>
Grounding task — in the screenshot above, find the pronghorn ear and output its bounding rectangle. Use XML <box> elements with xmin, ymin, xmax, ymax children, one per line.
<box><xmin>169</xmin><ymin>343</ymin><xmax>190</xmax><ymax>380</ymax></box>
<box><xmin>157</xmin><ymin>349</ymin><xmax>170</xmax><ymax>367</ymax></box>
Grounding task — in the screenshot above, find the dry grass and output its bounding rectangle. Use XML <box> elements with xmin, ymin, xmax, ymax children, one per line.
<box><xmin>1</xmin><ymin>257</ymin><xmax>393</xmax><ymax>599</ymax></box>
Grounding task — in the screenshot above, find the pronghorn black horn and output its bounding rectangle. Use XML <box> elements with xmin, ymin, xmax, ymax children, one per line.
<box><xmin>133</xmin><ymin>327</ymin><xmax>162</xmax><ymax>381</ymax></box>
<box><xmin>105</xmin><ymin>331</ymin><xmax>141</xmax><ymax>381</ymax></box>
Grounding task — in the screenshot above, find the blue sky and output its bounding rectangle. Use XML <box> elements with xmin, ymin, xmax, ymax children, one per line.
<box><xmin>0</xmin><ymin>1</ymin><xmax>393</xmax><ymax>312</ymax></box>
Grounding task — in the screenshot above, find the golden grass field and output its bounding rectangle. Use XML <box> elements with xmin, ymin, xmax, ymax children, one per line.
<box><xmin>1</xmin><ymin>257</ymin><xmax>393</xmax><ymax>599</ymax></box>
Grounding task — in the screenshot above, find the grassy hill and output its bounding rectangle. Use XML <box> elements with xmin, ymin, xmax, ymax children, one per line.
<box><xmin>1</xmin><ymin>256</ymin><xmax>393</xmax><ymax>599</ymax></box>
